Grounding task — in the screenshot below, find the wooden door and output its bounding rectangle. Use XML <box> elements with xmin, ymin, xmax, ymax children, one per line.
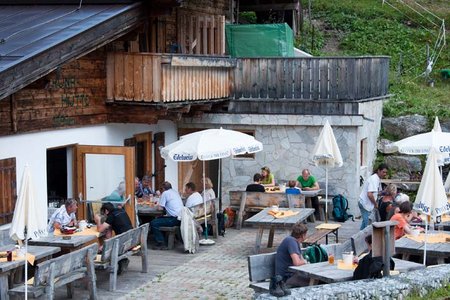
<box><xmin>0</xmin><ymin>157</ymin><xmax>16</xmax><ymax>225</ymax></box>
<box><xmin>73</xmin><ymin>145</ymin><xmax>136</xmax><ymax>226</ymax></box>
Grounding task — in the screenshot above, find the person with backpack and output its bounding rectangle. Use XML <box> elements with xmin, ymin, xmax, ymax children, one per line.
<box><xmin>272</xmin><ymin>222</ymin><xmax>309</xmax><ymax>296</ymax></box>
<box><xmin>358</xmin><ymin>163</ymin><xmax>389</xmax><ymax>230</ymax></box>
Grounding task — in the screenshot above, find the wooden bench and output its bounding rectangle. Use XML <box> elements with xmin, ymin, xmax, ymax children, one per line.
<box><xmin>303</xmin><ymin>223</ymin><xmax>341</xmax><ymax>246</ymax></box>
<box><xmin>318</xmin><ymin>197</ymin><xmax>333</xmax><ymax>221</ymax></box>
<box><xmin>247</xmin><ymin>243</ymin><xmax>350</xmax><ymax>294</ymax></box>
<box><xmin>229</xmin><ymin>191</ymin><xmax>306</xmax><ymax>229</ymax></box>
<box><xmin>160</xmin><ymin>199</ymin><xmax>218</xmax><ymax>250</ymax></box>
<box><xmin>8</xmin><ymin>243</ymin><xmax>98</xmax><ymax>300</ymax></box>
<box><xmin>350</xmin><ymin>226</ymin><xmax>373</xmax><ymax>256</ymax></box>
<box><xmin>94</xmin><ymin>223</ymin><xmax>149</xmax><ymax>291</ymax></box>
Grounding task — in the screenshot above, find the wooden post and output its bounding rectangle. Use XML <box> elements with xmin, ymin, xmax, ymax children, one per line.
<box><xmin>372</xmin><ymin>221</ymin><xmax>397</xmax><ymax>277</ymax></box>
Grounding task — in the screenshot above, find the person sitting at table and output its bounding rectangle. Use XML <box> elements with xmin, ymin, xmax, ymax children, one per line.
<box><xmin>274</xmin><ymin>221</ymin><xmax>309</xmax><ymax>296</ymax></box>
<box><xmin>47</xmin><ymin>198</ymin><xmax>78</xmax><ymax>233</ymax></box>
<box><xmin>142</xmin><ymin>174</ymin><xmax>155</xmax><ymax>197</ymax></box>
<box><xmin>285</xmin><ymin>180</ymin><xmax>301</xmax><ymax>195</ymax></box>
<box><xmin>353</xmin><ymin>234</ymin><xmax>395</xmax><ymax>280</ymax></box>
<box><xmin>296</xmin><ymin>169</ymin><xmax>320</xmax><ymax>220</ymax></box>
<box><xmin>201</xmin><ymin>177</ymin><xmax>216</xmax><ymax>201</ymax></box>
<box><xmin>261</xmin><ymin>166</ymin><xmax>275</xmax><ymax>187</ymax></box>
<box><xmin>94</xmin><ymin>202</ymin><xmax>133</xmax><ymax>274</ymax></box>
<box><xmin>378</xmin><ymin>183</ymin><xmax>397</xmax><ymax>222</ymax></box>
<box><xmin>151</xmin><ymin>181</ymin><xmax>184</xmax><ymax>250</ymax></box>
<box><xmin>184</xmin><ymin>182</ymin><xmax>203</xmax><ymax>208</ymax></box>
<box><xmin>135</xmin><ymin>176</ymin><xmax>144</xmax><ymax>199</ymax></box>
<box><xmin>390</xmin><ymin>201</ymin><xmax>423</xmax><ymax>239</ymax></box>
<box><xmin>246</xmin><ymin>173</ymin><xmax>266</xmax><ymax>192</ymax></box>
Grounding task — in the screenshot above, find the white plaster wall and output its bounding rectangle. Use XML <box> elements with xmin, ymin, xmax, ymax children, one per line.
<box><xmin>0</xmin><ymin>121</ymin><xmax>178</xmax><ymax>212</ymax></box>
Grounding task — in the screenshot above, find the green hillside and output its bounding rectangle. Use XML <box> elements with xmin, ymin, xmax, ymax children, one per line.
<box><xmin>296</xmin><ymin>0</ymin><xmax>450</xmax><ymax>122</ymax></box>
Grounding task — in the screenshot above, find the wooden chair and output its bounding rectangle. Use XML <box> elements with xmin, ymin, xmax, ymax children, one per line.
<box><xmin>247</xmin><ymin>252</ymin><xmax>276</xmax><ymax>294</ymax></box>
<box><xmin>351</xmin><ymin>226</ymin><xmax>373</xmax><ymax>256</ymax></box>
<box><xmin>9</xmin><ymin>243</ymin><xmax>98</xmax><ymax>300</ymax></box>
<box><xmin>94</xmin><ymin>223</ymin><xmax>149</xmax><ymax>291</ymax></box>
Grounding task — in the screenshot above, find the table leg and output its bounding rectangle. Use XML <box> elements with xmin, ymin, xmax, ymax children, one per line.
<box><xmin>255</xmin><ymin>227</ymin><xmax>264</xmax><ymax>254</ymax></box>
<box><xmin>0</xmin><ymin>273</ymin><xmax>10</xmax><ymax>300</ymax></box>
<box><xmin>335</xmin><ymin>229</ymin><xmax>339</xmax><ymax>243</ymax></box>
<box><xmin>306</xmin><ymin>198</ymin><xmax>316</xmax><ymax>222</ymax></box>
<box><xmin>268</xmin><ymin>226</ymin><xmax>275</xmax><ymax>248</ymax></box>
<box><xmin>309</xmin><ymin>278</ymin><xmax>318</xmax><ymax>286</ymax></box>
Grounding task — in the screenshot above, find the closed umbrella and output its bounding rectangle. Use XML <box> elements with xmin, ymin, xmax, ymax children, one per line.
<box><xmin>413</xmin><ymin>148</ymin><xmax>450</xmax><ymax>265</ymax></box>
<box><xmin>9</xmin><ymin>165</ymin><xmax>48</xmax><ymax>299</ymax></box>
<box><xmin>161</xmin><ymin>128</ymin><xmax>263</xmax><ymax>244</ymax></box>
<box><xmin>312</xmin><ymin>120</ymin><xmax>343</xmax><ymax>222</ymax></box>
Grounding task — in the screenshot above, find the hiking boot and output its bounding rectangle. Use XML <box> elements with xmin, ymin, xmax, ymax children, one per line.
<box><xmin>152</xmin><ymin>242</ymin><xmax>168</xmax><ymax>250</ymax></box>
<box><xmin>279</xmin><ymin>279</ymin><xmax>291</xmax><ymax>296</ymax></box>
<box><xmin>117</xmin><ymin>258</ymin><xmax>129</xmax><ymax>275</ymax></box>
<box><xmin>269</xmin><ymin>275</ymin><xmax>285</xmax><ymax>297</ymax></box>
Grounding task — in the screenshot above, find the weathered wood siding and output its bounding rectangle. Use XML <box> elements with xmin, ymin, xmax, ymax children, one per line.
<box><xmin>231</xmin><ymin>57</ymin><xmax>390</xmax><ymax>100</ymax></box>
<box><xmin>0</xmin><ymin>50</ymin><xmax>109</xmax><ymax>136</ymax></box>
<box><xmin>107</xmin><ymin>52</ymin><xmax>233</xmax><ymax>102</ymax></box>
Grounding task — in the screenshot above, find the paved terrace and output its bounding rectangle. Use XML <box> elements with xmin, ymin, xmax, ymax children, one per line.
<box><xmin>50</xmin><ymin>219</ymin><xmax>362</xmax><ymax>300</ymax></box>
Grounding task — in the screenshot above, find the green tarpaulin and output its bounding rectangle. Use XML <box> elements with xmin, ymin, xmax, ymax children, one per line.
<box><xmin>226</xmin><ymin>23</ymin><xmax>294</xmax><ymax>57</ymax></box>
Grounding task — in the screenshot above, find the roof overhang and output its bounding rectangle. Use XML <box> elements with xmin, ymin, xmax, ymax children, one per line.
<box><xmin>0</xmin><ymin>3</ymin><xmax>146</xmax><ymax>100</ymax></box>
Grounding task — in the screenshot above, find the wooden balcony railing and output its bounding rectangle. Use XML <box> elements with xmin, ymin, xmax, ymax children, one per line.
<box><xmin>231</xmin><ymin>57</ymin><xmax>390</xmax><ymax>100</ymax></box>
<box><xmin>106</xmin><ymin>53</ymin><xmax>235</xmax><ymax>103</ymax></box>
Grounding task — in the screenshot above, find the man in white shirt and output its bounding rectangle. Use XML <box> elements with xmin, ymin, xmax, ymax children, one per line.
<box><xmin>47</xmin><ymin>198</ymin><xmax>78</xmax><ymax>233</ymax></box>
<box><xmin>358</xmin><ymin>163</ymin><xmax>388</xmax><ymax>230</ymax></box>
<box><xmin>150</xmin><ymin>181</ymin><xmax>184</xmax><ymax>250</ymax></box>
<box><xmin>184</xmin><ymin>182</ymin><xmax>203</xmax><ymax>208</ymax></box>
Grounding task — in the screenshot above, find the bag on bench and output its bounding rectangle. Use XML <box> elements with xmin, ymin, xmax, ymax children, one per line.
<box><xmin>303</xmin><ymin>244</ymin><xmax>328</xmax><ymax>263</ymax></box>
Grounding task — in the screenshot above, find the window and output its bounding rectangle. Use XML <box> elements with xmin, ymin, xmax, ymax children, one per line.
<box><xmin>360</xmin><ymin>138</ymin><xmax>367</xmax><ymax>167</ymax></box>
<box><xmin>233</xmin><ymin>130</ymin><xmax>257</xmax><ymax>159</ymax></box>
<box><xmin>0</xmin><ymin>157</ymin><xmax>16</xmax><ymax>225</ymax></box>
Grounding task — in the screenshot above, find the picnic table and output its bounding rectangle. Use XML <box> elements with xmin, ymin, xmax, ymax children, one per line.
<box><xmin>28</xmin><ymin>229</ymin><xmax>98</xmax><ymax>254</ymax></box>
<box><xmin>136</xmin><ymin>204</ymin><xmax>164</xmax><ymax>217</ymax></box>
<box><xmin>0</xmin><ymin>245</ymin><xmax>61</xmax><ymax>300</ymax></box>
<box><xmin>395</xmin><ymin>231</ymin><xmax>450</xmax><ymax>264</ymax></box>
<box><xmin>245</xmin><ymin>207</ymin><xmax>315</xmax><ymax>254</ymax></box>
<box><xmin>289</xmin><ymin>258</ymin><xmax>424</xmax><ymax>285</ymax></box>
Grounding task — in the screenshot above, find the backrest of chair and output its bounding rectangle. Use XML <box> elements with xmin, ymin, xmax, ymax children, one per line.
<box><xmin>34</xmin><ymin>243</ymin><xmax>98</xmax><ymax>286</ymax></box>
<box><xmin>191</xmin><ymin>199</ymin><xmax>216</xmax><ymax>219</ymax></box>
<box><xmin>248</xmin><ymin>252</ymin><xmax>276</xmax><ymax>282</ymax></box>
<box><xmin>286</xmin><ymin>194</ymin><xmax>305</xmax><ymax>208</ymax></box>
<box><xmin>351</xmin><ymin>226</ymin><xmax>373</xmax><ymax>256</ymax></box>
<box><xmin>101</xmin><ymin>226</ymin><xmax>140</xmax><ymax>261</ymax></box>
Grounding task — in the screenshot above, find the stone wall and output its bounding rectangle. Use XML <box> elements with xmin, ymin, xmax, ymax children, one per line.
<box><xmin>181</xmin><ymin>105</ymin><xmax>384</xmax><ymax>215</ymax></box>
<box><xmin>256</xmin><ymin>264</ymin><xmax>450</xmax><ymax>300</ymax></box>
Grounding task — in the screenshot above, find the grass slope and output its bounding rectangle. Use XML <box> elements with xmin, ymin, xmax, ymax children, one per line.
<box><xmin>297</xmin><ymin>0</ymin><xmax>450</xmax><ymax>121</ymax></box>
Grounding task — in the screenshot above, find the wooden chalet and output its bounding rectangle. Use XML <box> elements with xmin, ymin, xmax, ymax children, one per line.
<box><xmin>0</xmin><ymin>0</ymin><xmax>390</xmax><ymax>226</ymax></box>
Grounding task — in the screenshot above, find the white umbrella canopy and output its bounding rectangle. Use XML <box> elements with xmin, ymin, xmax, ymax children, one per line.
<box><xmin>413</xmin><ymin>148</ymin><xmax>450</xmax><ymax>265</ymax></box>
<box><xmin>161</xmin><ymin>128</ymin><xmax>263</xmax><ymax>161</ymax></box>
<box><xmin>161</xmin><ymin>128</ymin><xmax>263</xmax><ymax>244</ymax></box>
<box><xmin>433</xmin><ymin>116</ymin><xmax>442</xmax><ymax>132</ymax></box>
<box><xmin>312</xmin><ymin>120</ymin><xmax>343</xmax><ymax>222</ymax></box>
<box><xmin>9</xmin><ymin>165</ymin><xmax>48</xmax><ymax>299</ymax></box>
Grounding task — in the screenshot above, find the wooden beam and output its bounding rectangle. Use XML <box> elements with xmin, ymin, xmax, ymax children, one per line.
<box><xmin>9</xmin><ymin>94</ymin><xmax>17</xmax><ymax>133</ymax></box>
<box><xmin>239</xmin><ymin>3</ymin><xmax>298</xmax><ymax>11</ymax></box>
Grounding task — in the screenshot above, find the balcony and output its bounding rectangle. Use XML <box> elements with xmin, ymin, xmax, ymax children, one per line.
<box><xmin>106</xmin><ymin>52</ymin><xmax>236</xmax><ymax>103</ymax></box>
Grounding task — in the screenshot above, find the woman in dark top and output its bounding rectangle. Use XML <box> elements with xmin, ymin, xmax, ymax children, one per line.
<box><xmin>378</xmin><ymin>184</ymin><xmax>397</xmax><ymax>222</ymax></box>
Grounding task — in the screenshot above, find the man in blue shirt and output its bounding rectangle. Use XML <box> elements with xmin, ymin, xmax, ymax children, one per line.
<box><xmin>275</xmin><ymin>222</ymin><xmax>309</xmax><ymax>289</ymax></box>
<box><xmin>150</xmin><ymin>181</ymin><xmax>184</xmax><ymax>250</ymax></box>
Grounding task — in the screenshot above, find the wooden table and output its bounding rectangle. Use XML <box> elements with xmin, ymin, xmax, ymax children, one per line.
<box><xmin>395</xmin><ymin>232</ymin><xmax>450</xmax><ymax>264</ymax></box>
<box><xmin>137</xmin><ymin>204</ymin><xmax>164</xmax><ymax>217</ymax></box>
<box><xmin>28</xmin><ymin>233</ymin><xmax>97</xmax><ymax>254</ymax></box>
<box><xmin>0</xmin><ymin>245</ymin><xmax>60</xmax><ymax>300</ymax></box>
<box><xmin>245</xmin><ymin>207</ymin><xmax>315</xmax><ymax>254</ymax></box>
<box><xmin>289</xmin><ymin>258</ymin><xmax>425</xmax><ymax>285</ymax></box>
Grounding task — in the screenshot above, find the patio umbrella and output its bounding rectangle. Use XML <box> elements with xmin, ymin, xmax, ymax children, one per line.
<box><xmin>9</xmin><ymin>165</ymin><xmax>48</xmax><ymax>299</ymax></box>
<box><xmin>311</xmin><ymin>120</ymin><xmax>343</xmax><ymax>222</ymax></box>
<box><xmin>413</xmin><ymin>148</ymin><xmax>450</xmax><ymax>265</ymax></box>
<box><xmin>161</xmin><ymin>128</ymin><xmax>263</xmax><ymax>244</ymax></box>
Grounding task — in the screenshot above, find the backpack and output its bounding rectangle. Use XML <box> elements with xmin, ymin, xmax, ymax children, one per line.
<box><xmin>332</xmin><ymin>194</ymin><xmax>354</xmax><ymax>222</ymax></box>
<box><xmin>216</xmin><ymin>212</ymin><xmax>225</xmax><ymax>236</ymax></box>
<box><xmin>303</xmin><ymin>245</ymin><xmax>328</xmax><ymax>263</ymax></box>
<box><xmin>223</xmin><ymin>207</ymin><xmax>236</xmax><ymax>228</ymax></box>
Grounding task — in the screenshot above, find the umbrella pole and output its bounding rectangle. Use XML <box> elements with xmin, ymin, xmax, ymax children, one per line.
<box><xmin>325</xmin><ymin>162</ymin><xmax>328</xmax><ymax>223</ymax></box>
<box><xmin>423</xmin><ymin>217</ymin><xmax>428</xmax><ymax>265</ymax></box>
<box><xmin>25</xmin><ymin>226</ymin><xmax>28</xmax><ymax>300</ymax></box>
<box><xmin>218</xmin><ymin>159</ymin><xmax>222</xmax><ymax>212</ymax></box>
